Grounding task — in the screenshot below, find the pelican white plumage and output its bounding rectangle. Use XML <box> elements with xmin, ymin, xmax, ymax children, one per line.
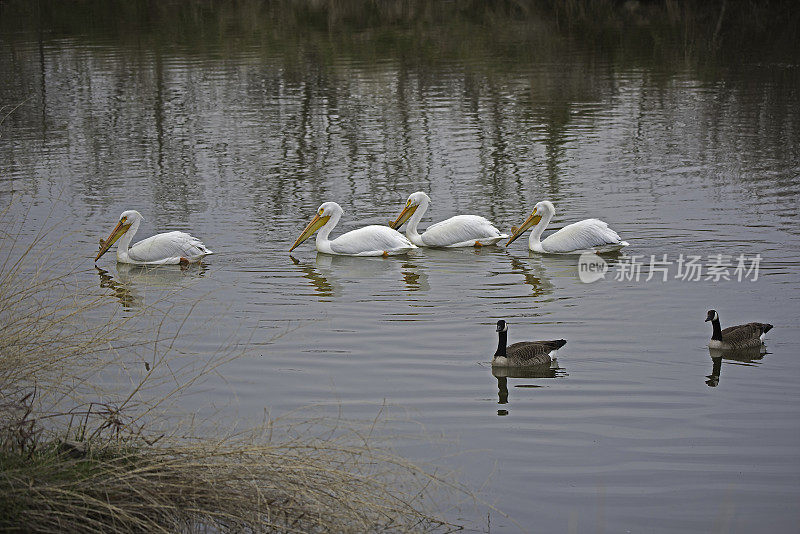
<box><xmin>95</xmin><ymin>210</ymin><xmax>212</xmax><ymax>265</ymax></box>
<box><xmin>389</xmin><ymin>191</ymin><xmax>508</xmax><ymax>247</ymax></box>
<box><xmin>290</xmin><ymin>201</ymin><xmax>416</xmax><ymax>256</ymax></box>
<box><xmin>506</xmin><ymin>200</ymin><xmax>628</xmax><ymax>254</ymax></box>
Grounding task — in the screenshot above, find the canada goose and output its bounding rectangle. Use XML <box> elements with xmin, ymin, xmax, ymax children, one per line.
<box><xmin>492</xmin><ymin>320</ymin><xmax>566</xmax><ymax>367</ymax></box>
<box><xmin>705</xmin><ymin>310</ymin><xmax>772</xmax><ymax>351</ymax></box>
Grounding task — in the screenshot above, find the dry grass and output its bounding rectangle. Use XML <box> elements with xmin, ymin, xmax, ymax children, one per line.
<box><xmin>0</xmin><ymin>205</ymin><xmax>469</xmax><ymax>533</ymax></box>
<box><xmin>1</xmin><ymin>412</ymin><xmax>465</xmax><ymax>532</ymax></box>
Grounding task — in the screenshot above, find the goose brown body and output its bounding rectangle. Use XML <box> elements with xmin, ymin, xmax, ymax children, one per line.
<box><xmin>705</xmin><ymin>310</ymin><xmax>772</xmax><ymax>351</ymax></box>
<box><xmin>492</xmin><ymin>320</ymin><xmax>566</xmax><ymax>367</ymax></box>
<box><xmin>502</xmin><ymin>340</ymin><xmax>567</xmax><ymax>366</ymax></box>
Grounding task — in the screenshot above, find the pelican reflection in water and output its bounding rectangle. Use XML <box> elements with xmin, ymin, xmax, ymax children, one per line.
<box><xmin>289</xmin><ymin>255</ymin><xmax>336</xmax><ymax>298</ymax></box>
<box><xmin>289</xmin><ymin>253</ymin><xmax>429</xmax><ymax>298</ymax></box>
<box><xmin>510</xmin><ymin>251</ymin><xmax>627</xmax><ymax>293</ymax></box>
<box><xmin>508</xmin><ymin>255</ymin><xmax>554</xmax><ymax>297</ymax></box>
<box><xmin>400</xmin><ymin>259</ymin><xmax>429</xmax><ymax>292</ymax></box>
<box><xmin>97</xmin><ymin>266</ymin><xmax>139</xmax><ymax>308</ymax></box>
<box><xmin>96</xmin><ymin>262</ymin><xmax>208</xmax><ymax>308</ymax></box>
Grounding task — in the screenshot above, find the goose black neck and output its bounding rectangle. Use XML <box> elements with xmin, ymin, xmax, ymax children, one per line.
<box><xmin>706</xmin><ymin>356</ymin><xmax>723</xmax><ymax>387</ymax></box>
<box><xmin>497</xmin><ymin>377</ymin><xmax>508</xmax><ymax>404</ymax></box>
<box><xmin>711</xmin><ymin>318</ymin><xmax>722</xmax><ymax>341</ymax></box>
<box><xmin>711</xmin><ymin>356</ymin><xmax>722</xmax><ymax>377</ymax></box>
<box><xmin>495</xmin><ymin>330</ymin><xmax>507</xmax><ymax>357</ymax></box>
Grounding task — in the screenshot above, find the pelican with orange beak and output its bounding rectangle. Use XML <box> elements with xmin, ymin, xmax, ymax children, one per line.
<box><xmin>95</xmin><ymin>210</ymin><xmax>212</xmax><ymax>265</ymax></box>
<box><xmin>389</xmin><ymin>191</ymin><xmax>508</xmax><ymax>247</ymax></box>
<box><xmin>290</xmin><ymin>202</ymin><xmax>416</xmax><ymax>256</ymax></box>
<box><xmin>506</xmin><ymin>200</ymin><xmax>628</xmax><ymax>254</ymax></box>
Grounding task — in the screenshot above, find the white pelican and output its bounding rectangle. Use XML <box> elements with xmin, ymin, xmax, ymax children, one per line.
<box><xmin>506</xmin><ymin>200</ymin><xmax>628</xmax><ymax>253</ymax></box>
<box><xmin>290</xmin><ymin>201</ymin><xmax>416</xmax><ymax>256</ymax></box>
<box><xmin>95</xmin><ymin>210</ymin><xmax>212</xmax><ymax>265</ymax></box>
<box><xmin>389</xmin><ymin>191</ymin><xmax>508</xmax><ymax>247</ymax></box>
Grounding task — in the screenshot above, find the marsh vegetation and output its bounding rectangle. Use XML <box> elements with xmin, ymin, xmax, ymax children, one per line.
<box><xmin>0</xmin><ymin>214</ymin><xmax>466</xmax><ymax>532</ymax></box>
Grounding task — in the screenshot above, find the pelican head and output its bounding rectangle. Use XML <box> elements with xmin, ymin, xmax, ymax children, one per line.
<box><xmin>96</xmin><ymin>210</ymin><xmax>143</xmax><ymax>261</ymax></box>
<box><xmin>705</xmin><ymin>310</ymin><xmax>719</xmax><ymax>322</ymax></box>
<box><xmin>496</xmin><ymin>319</ymin><xmax>508</xmax><ymax>332</ymax></box>
<box><xmin>506</xmin><ymin>200</ymin><xmax>555</xmax><ymax>246</ymax></box>
<box><xmin>290</xmin><ymin>202</ymin><xmax>341</xmax><ymax>251</ymax></box>
<box><xmin>390</xmin><ymin>191</ymin><xmax>430</xmax><ymax>230</ymax></box>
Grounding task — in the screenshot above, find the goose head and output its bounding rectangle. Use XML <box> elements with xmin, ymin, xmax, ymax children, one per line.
<box><xmin>705</xmin><ymin>310</ymin><xmax>719</xmax><ymax>322</ymax></box>
<box><xmin>496</xmin><ymin>319</ymin><xmax>508</xmax><ymax>332</ymax></box>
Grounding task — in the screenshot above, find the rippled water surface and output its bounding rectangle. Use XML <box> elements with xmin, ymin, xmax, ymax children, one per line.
<box><xmin>2</xmin><ymin>3</ymin><xmax>800</xmax><ymax>531</ymax></box>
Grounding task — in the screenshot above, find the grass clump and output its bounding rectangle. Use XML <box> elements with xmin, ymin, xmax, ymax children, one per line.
<box><xmin>0</xmin><ymin>207</ymin><xmax>467</xmax><ymax>533</ymax></box>
<box><xmin>0</xmin><ymin>412</ymin><xmax>462</xmax><ymax>532</ymax></box>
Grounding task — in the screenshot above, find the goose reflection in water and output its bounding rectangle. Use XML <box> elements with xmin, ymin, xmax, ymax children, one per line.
<box><xmin>493</xmin><ymin>364</ymin><xmax>567</xmax><ymax>415</ymax></box>
<box><xmin>706</xmin><ymin>347</ymin><xmax>766</xmax><ymax>388</ymax></box>
<box><xmin>96</xmin><ymin>262</ymin><xmax>208</xmax><ymax>308</ymax></box>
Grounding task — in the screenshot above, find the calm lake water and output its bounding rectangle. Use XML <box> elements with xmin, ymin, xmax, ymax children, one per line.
<box><xmin>2</xmin><ymin>2</ymin><xmax>799</xmax><ymax>532</ymax></box>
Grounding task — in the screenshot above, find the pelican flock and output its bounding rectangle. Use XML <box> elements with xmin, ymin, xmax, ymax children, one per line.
<box><xmin>389</xmin><ymin>191</ymin><xmax>508</xmax><ymax>247</ymax></box>
<box><xmin>506</xmin><ymin>200</ymin><xmax>628</xmax><ymax>254</ymax></box>
<box><xmin>95</xmin><ymin>210</ymin><xmax>212</xmax><ymax>265</ymax></box>
<box><xmin>94</xmin><ymin>199</ymin><xmax>776</xmax><ymax>374</ymax></box>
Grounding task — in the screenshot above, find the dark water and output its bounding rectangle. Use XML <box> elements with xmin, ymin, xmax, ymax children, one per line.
<box><xmin>2</xmin><ymin>2</ymin><xmax>800</xmax><ymax>531</ymax></box>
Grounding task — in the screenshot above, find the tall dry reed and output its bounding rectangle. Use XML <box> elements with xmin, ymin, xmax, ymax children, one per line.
<box><xmin>0</xmin><ymin>205</ymin><xmax>469</xmax><ymax>532</ymax></box>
